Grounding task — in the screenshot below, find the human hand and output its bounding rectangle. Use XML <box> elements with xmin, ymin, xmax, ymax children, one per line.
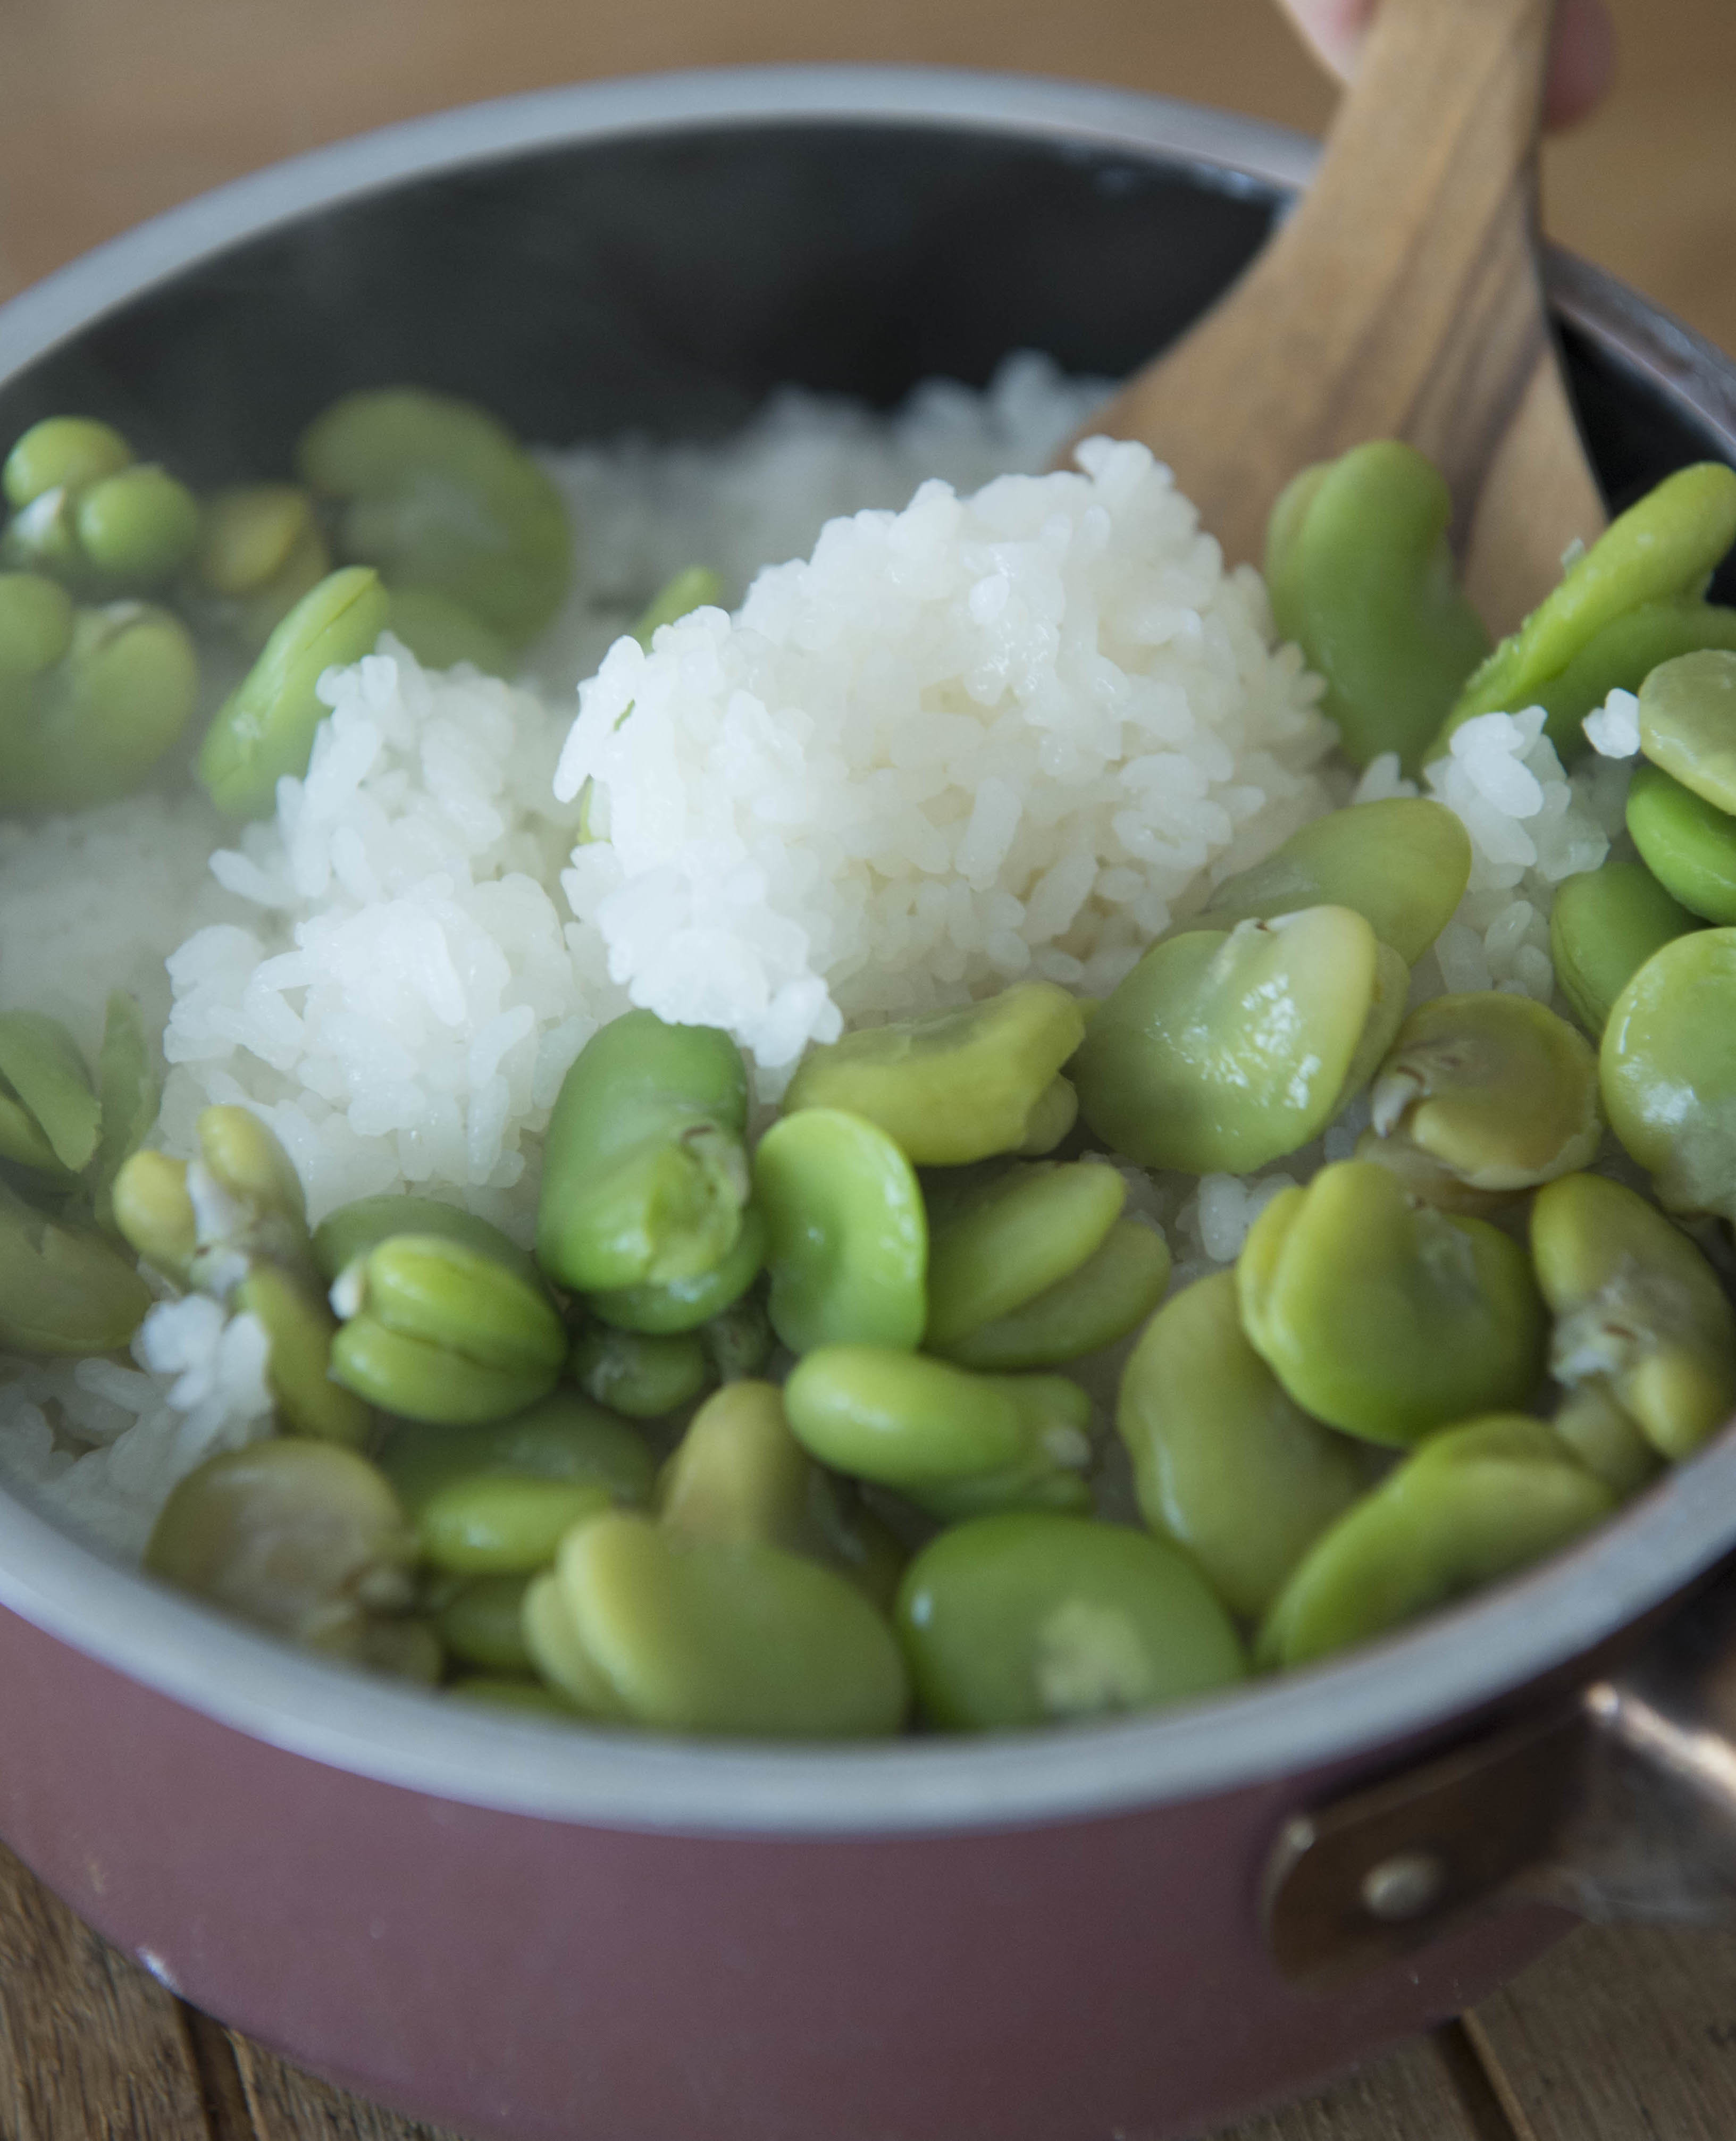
<box><xmin>1275</xmin><ymin>0</ymin><xmax>1616</xmax><ymax>129</ymax></box>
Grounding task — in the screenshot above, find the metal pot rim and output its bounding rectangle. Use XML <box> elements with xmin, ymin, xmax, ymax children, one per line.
<box><xmin>5</xmin><ymin>62</ymin><xmax>1734</xmax><ymax>1837</ymax></box>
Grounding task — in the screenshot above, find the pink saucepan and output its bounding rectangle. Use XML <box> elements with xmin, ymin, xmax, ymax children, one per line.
<box><xmin>3</xmin><ymin>65</ymin><xmax>1736</xmax><ymax>2141</ymax></box>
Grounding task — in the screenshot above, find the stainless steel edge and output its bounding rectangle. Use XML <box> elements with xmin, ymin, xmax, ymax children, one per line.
<box><xmin>2</xmin><ymin>65</ymin><xmax>1734</xmax><ymax>1838</ymax></box>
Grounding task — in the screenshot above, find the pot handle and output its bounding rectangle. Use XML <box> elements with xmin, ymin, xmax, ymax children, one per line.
<box><xmin>1261</xmin><ymin>1566</ymin><xmax>1736</xmax><ymax>1985</ymax></box>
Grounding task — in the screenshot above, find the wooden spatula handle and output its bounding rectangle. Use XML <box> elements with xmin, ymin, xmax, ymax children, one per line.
<box><xmin>1077</xmin><ymin>0</ymin><xmax>1605</xmax><ymax>633</ymax></box>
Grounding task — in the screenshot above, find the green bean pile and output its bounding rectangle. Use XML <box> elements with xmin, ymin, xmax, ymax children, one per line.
<box><xmin>9</xmin><ymin>396</ymin><xmax>1736</xmax><ymax>1740</ymax></box>
<box><xmin>0</xmin><ymin>391</ymin><xmax>573</xmax><ymax>817</ymax></box>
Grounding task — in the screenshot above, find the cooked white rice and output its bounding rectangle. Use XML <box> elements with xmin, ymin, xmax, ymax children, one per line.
<box><xmin>0</xmin><ymin>355</ymin><xmax>1636</xmax><ymax>1560</ymax></box>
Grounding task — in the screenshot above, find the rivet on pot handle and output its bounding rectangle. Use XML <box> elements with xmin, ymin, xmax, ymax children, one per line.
<box><xmin>1262</xmin><ymin>1571</ymin><xmax>1736</xmax><ymax>1984</ymax></box>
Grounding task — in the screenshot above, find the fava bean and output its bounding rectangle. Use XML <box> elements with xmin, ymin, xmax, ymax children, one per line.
<box><xmin>940</xmin><ymin>1217</ymin><xmax>1172</xmax><ymax>1372</ymax></box>
<box><xmin>896</xmin><ymin>1512</ymin><xmax>1246</xmax><ymax>1732</ymax></box>
<box><xmin>1638</xmin><ymin>648</ymin><xmax>1736</xmax><ymax>813</ymax></box>
<box><xmin>1237</xmin><ymin>1160</ymin><xmax>1547</xmax><ymax>1445</ymax></box>
<box><xmin>569</xmin><ymin>1324</ymin><xmax>710</xmax><ymax>1418</ymax></box>
<box><xmin>657</xmin><ymin>1379</ymin><xmax>814</xmax><ymax>1549</ymax></box>
<box><xmin>437</xmin><ymin>1573</ymin><xmax>536</xmax><ymax>1673</ymax></box>
<box><xmin>1532</xmin><ymin>1170</ymin><xmax>1736</xmax><ymax>1459</ymax></box>
<box><xmin>0</xmin><ymin>572</ymin><xmax>73</xmax><ymax>677</ymax></box>
<box><xmin>1117</xmin><ymin>1271</ymin><xmax>1366</xmax><ymax>1621</ymax></box>
<box><xmin>1626</xmin><ymin>759</ymin><xmax>1736</xmax><ymax>924</ymax></box>
<box><xmin>1257</xmin><ymin>1417</ymin><xmax>1615</xmax><ymax>1668</ymax></box>
<box><xmin>417</xmin><ymin>1475</ymin><xmax>613</xmax><ymax>1576</ymax></box>
<box><xmin>923</xmin><ymin>1161</ymin><xmax>1126</xmax><ymax>1353</ymax></box>
<box><xmin>1195</xmin><ymin>798</ymin><xmax>1472</xmax><ymax>963</ymax></box>
<box><xmin>197</xmin><ymin>566</ymin><xmax>390</xmax><ymax>818</ymax></box>
<box><xmin>89</xmin><ymin>992</ymin><xmax>161</xmax><ymax>1233</ymax></box>
<box><xmin>0</xmin><ymin>600</ymin><xmax>199</xmax><ymax>810</ymax></box>
<box><xmin>296</xmin><ymin>387</ymin><xmax>572</xmax><ymax>648</ymax></box>
<box><xmin>0</xmin><ymin>1009</ymin><xmax>99</xmax><ymax>1174</ymax></box>
<box><xmin>585</xmin><ymin>1208</ymin><xmax>765</xmax><ymax>1334</ymax></box>
<box><xmin>1601</xmin><ymin>928</ymin><xmax>1736</xmax><ymax>1219</ymax></box>
<box><xmin>0</xmin><ymin>1178</ymin><xmax>152</xmax><ymax>1355</ymax></box>
<box><xmin>1552</xmin><ymin>1383</ymin><xmax>1665</xmax><ymax>1500</ymax></box>
<box><xmin>1360</xmin><ymin>992</ymin><xmax>1602</xmax><ymax>1206</ymax></box>
<box><xmin>754</xmin><ymin>1108</ymin><xmax>927</xmax><ymax>1354</ymax></box>
<box><xmin>522</xmin><ymin>1512</ymin><xmax>909</xmax><ymax>1738</ymax></box>
<box><xmin>385</xmin><ymin>585</ymin><xmax>515</xmax><ymax>677</ymax></box>
<box><xmin>145</xmin><ymin>1440</ymin><xmax>416</xmax><ymax>1651</ymax></box>
<box><xmin>535</xmin><ymin>1009</ymin><xmax>751</xmax><ymax>1295</ymax></box>
<box><xmin>1072</xmin><ymin>908</ymin><xmax>1383</xmax><ymax>1173</ymax></box>
<box><xmin>189</xmin><ymin>483</ymin><xmax>331</xmax><ymax>652</ymax></box>
<box><xmin>376</xmin><ymin>1391</ymin><xmax>656</xmax><ymax>1514</ymax></box>
<box><xmin>1438</xmin><ymin>463</ymin><xmax>1736</xmax><ymax>753</ymax></box>
<box><xmin>233</xmin><ymin>1259</ymin><xmax>371</xmax><ymax>1448</ymax></box>
<box><xmin>329</xmin><ymin>1233</ymin><xmax>566</xmax><ymax>1425</ymax></box>
<box><xmin>1265</xmin><ymin>441</ymin><xmax>1489</xmax><ymax>771</ymax></box>
<box><xmin>783</xmin><ymin>1346</ymin><xmax>1092</xmax><ymax>1519</ymax></box>
<box><xmin>3</xmin><ymin>418</ymin><xmax>132</xmax><ymax>510</ymax></box>
<box><xmin>312</xmin><ymin>1194</ymin><xmax>540</xmax><ymax>1291</ymax></box>
<box><xmin>1549</xmin><ymin>860</ymin><xmax>1700</xmax><ymax>1038</ymax></box>
<box><xmin>782</xmin><ymin>981</ymin><xmax>1086</xmax><ymax>1165</ymax></box>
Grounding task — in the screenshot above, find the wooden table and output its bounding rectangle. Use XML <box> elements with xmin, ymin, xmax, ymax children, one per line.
<box><xmin>3</xmin><ymin>0</ymin><xmax>1736</xmax><ymax>2132</ymax></box>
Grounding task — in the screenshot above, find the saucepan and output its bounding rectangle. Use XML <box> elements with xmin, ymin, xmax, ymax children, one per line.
<box><xmin>3</xmin><ymin>65</ymin><xmax>1736</xmax><ymax>2141</ymax></box>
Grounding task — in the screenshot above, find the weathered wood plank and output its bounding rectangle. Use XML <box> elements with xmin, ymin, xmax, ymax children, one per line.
<box><xmin>1211</xmin><ymin>2029</ymin><xmax>1513</xmax><ymax>2141</ymax></box>
<box><xmin>222</xmin><ymin>2026</ymin><xmax>465</xmax><ymax>2141</ymax></box>
<box><xmin>1467</xmin><ymin>1924</ymin><xmax>1736</xmax><ymax>2141</ymax></box>
<box><xmin>0</xmin><ymin>1843</ymin><xmax>212</xmax><ymax>2141</ymax></box>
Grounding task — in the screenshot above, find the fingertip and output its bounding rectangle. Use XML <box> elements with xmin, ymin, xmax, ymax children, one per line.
<box><xmin>1542</xmin><ymin>0</ymin><xmax>1617</xmax><ymax>132</ymax></box>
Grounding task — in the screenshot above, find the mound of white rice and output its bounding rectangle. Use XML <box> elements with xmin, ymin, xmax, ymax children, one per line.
<box><xmin>0</xmin><ymin>357</ymin><xmax>1638</xmax><ymax>1559</ymax></box>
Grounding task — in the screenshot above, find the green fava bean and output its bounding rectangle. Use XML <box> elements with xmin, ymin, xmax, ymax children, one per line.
<box><xmin>782</xmin><ymin>981</ymin><xmax>1087</xmax><ymax>1166</ymax></box>
<box><xmin>376</xmin><ymin>1390</ymin><xmax>656</xmax><ymax>1514</ymax></box>
<box><xmin>0</xmin><ymin>1009</ymin><xmax>99</xmax><ymax>1174</ymax></box>
<box><xmin>1360</xmin><ymin>992</ymin><xmax>1603</xmax><ymax>1206</ymax></box>
<box><xmin>1532</xmin><ymin>1171</ymin><xmax>1736</xmax><ymax>1460</ymax></box>
<box><xmin>569</xmin><ymin>1324</ymin><xmax>710</xmax><ymax>1418</ymax></box>
<box><xmin>1440</xmin><ymin>464</ymin><xmax>1736</xmax><ymax>748</ymax></box>
<box><xmin>631</xmin><ymin>566</ymin><xmax>724</xmax><ymax>647</ymax></box>
<box><xmin>146</xmin><ymin>1440</ymin><xmax>416</xmax><ymax>1652</ymax></box>
<box><xmin>896</xmin><ymin>1513</ymin><xmax>1246</xmax><ymax>1733</ymax></box>
<box><xmin>701</xmin><ymin>1294</ymin><xmax>774</xmax><ymax>1383</ymax></box>
<box><xmin>0</xmin><ymin>1179</ymin><xmax>152</xmax><ymax>1355</ymax></box>
<box><xmin>1196</xmin><ymin>799</ymin><xmax>1471</xmax><ymax>964</ymax></box>
<box><xmin>0</xmin><ymin>573</ymin><xmax>73</xmax><ymax>678</ymax></box>
<box><xmin>312</xmin><ymin>1194</ymin><xmax>539</xmax><ymax>1290</ymax></box>
<box><xmin>330</xmin><ymin>1233</ymin><xmax>566</xmax><ymax>1425</ymax></box>
<box><xmin>111</xmin><ymin>1149</ymin><xmax>197</xmax><ymax>1284</ymax></box>
<box><xmin>1639</xmin><ymin>649</ymin><xmax>1736</xmax><ymax>813</ymax></box>
<box><xmin>753</xmin><ymin>1109</ymin><xmax>927</xmax><ymax>1353</ymax></box>
<box><xmin>1017</xmin><ymin>1076</ymin><xmax>1079</xmax><ymax>1156</ymax></box>
<box><xmin>0</xmin><ymin>601</ymin><xmax>198</xmax><ymax>811</ymax></box>
<box><xmin>74</xmin><ymin>465</ymin><xmax>200</xmax><ymax>585</ymax></box>
<box><xmin>234</xmin><ymin>1260</ymin><xmax>371</xmax><ymax>1448</ymax></box>
<box><xmin>657</xmin><ymin>1379</ymin><xmax>814</xmax><ymax>1549</ymax></box>
<box><xmin>437</xmin><ymin>1573</ymin><xmax>536</xmax><ymax>1674</ymax></box>
<box><xmin>1626</xmin><ymin>760</ymin><xmax>1736</xmax><ymax>924</ymax></box>
<box><xmin>196</xmin><ymin>566</ymin><xmax>390</xmax><ymax>819</ymax></box>
<box><xmin>1529</xmin><ymin>599</ymin><xmax>1736</xmax><ymax>762</ymax></box>
<box><xmin>448</xmin><ymin>1674</ymin><xmax>578</xmax><ymax>1717</ymax></box>
<box><xmin>1552</xmin><ymin>1383</ymin><xmax>1664</xmax><ymax>1500</ymax></box>
<box><xmin>783</xmin><ymin>1346</ymin><xmax>1093</xmax><ymax>1519</ymax></box>
<box><xmin>1549</xmin><ymin>861</ymin><xmax>1700</xmax><ymax>1038</ymax></box>
<box><xmin>1601</xmin><ymin>928</ymin><xmax>1736</xmax><ymax>1219</ymax></box>
<box><xmin>924</xmin><ymin>1161</ymin><xmax>1126</xmax><ymax>1353</ymax></box>
<box><xmin>1265</xmin><ymin>441</ymin><xmax>1490</xmax><ymax>772</ymax></box>
<box><xmin>190</xmin><ymin>484</ymin><xmax>331</xmax><ymax>651</ymax></box>
<box><xmin>89</xmin><ymin>992</ymin><xmax>161</xmax><ymax>1232</ymax></box>
<box><xmin>418</xmin><ymin>1474</ymin><xmax>613</xmax><ymax>1576</ymax></box>
<box><xmin>385</xmin><ymin>586</ymin><xmax>515</xmax><ymax>677</ymax></box>
<box><xmin>1256</xmin><ymin>1416</ymin><xmax>1615</xmax><ymax>1669</ymax></box>
<box><xmin>535</xmin><ymin>1009</ymin><xmax>750</xmax><ymax>1295</ymax></box>
<box><xmin>1237</xmin><ymin>1161</ymin><xmax>1547</xmax><ymax>1446</ymax></box>
<box><xmin>586</xmin><ymin>1207</ymin><xmax>765</xmax><ymax>1334</ymax></box>
<box><xmin>1071</xmin><ymin>907</ymin><xmax>1381</xmax><ymax>1174</ymax></box>
<box><xmin>3</xmin><ymin>418</ymin><xmax>132</xmax><ymax>510</ymax></box>
<box><xmin>297</xmin><ymin>387</ymin><xmax>573</xmax><ymax>647</ymax></box>
<box><xmin>522</xmin><ymin>1512</ymin><xmax>909</xmax><ymax>1739</ymax></box>
<box><xmin>942</xmin><ymin>1218</ymin><xmax>1172</xmax><ymax>1372</ymax></box>
<box><xmin>1117</xmin><ymin>1272</ymin><xmax>1366</xmax><ymax>1621</ymax></box>
<box><xmin>198</xmin><ymin>1104</ymin><xmax>307</xmax><ymax>1228</ymax></box>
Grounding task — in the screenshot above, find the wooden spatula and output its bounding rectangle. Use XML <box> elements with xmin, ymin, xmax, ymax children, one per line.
<box><xmin>1076</xmin><ymin>0</ymin><xmax>1606</xmax><ymax>635</ymax></box>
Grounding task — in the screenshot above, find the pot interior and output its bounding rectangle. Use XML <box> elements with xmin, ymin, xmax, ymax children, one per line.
<box><xmin>3</xmin><ymin>77</ymin><xmax>1736</xmax><ymax>1829</ymax></box>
